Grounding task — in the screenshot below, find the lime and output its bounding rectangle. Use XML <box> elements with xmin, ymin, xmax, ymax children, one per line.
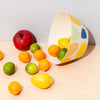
<box><xmin>30</xmin><ymin>43</ymin><xmax>40</xmax><ymax>53</ymax></box>
<box><xmin>57</xmin><ymin>48</ymin><xmax>67</xmax><ymax>61</ymax></box>
<box><xmin>3</xmin><ymin>62</ymin><xmax>15</xmax><ymax>75</ymax></box>
<box><xmin>25</xmin><ymin>63</ymin><xmax>38</xmax><ymax>75</ymax></box>
<box><xmin>31</xmin><ymin>73</ymin><xmax>52</xmax><ymax>89</ymax></box>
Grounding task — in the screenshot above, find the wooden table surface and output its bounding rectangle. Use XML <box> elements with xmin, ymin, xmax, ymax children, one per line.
<box><xmin>0</xmin><ymin>41</ymin><xmax>100</xmax><ymax>100</ymax></box>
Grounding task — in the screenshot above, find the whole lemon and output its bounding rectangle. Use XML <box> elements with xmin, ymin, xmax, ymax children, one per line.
<box><xmin>31</xmin><ymin>73</ymin><xmax>52</xmax><ymax>89</ymax></box>
<box><xmin>58</xmin><ymin>38</ymin><xmax>69</xmax><ymax>49</ymax></box>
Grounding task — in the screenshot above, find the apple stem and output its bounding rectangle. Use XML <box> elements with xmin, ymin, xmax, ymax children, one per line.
<box><xmin>19</xmin><ymin>33</ymin><xmax>23</xmax><ymax>37</ymax></box>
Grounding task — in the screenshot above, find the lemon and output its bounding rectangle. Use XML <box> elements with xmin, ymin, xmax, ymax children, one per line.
<box><xmin>31</xmin><ymin>73</ymin><xmax>52</xmax><ymax>89</ymax></box>
<box><xmin>58</xmin><ymin>38</ymin><xmax>69</xmax><ymax>49</ymax></box>
<box><xmin>57</xmin><ymin>48</ymin><xmax>67</xmax><ymax>61</ymax></box>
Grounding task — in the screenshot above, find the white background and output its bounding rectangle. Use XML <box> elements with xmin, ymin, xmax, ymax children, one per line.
<box><xmin>0</xmin><ymin>0</ymin><xmax>99</xmax><ymax>44</ymax></box>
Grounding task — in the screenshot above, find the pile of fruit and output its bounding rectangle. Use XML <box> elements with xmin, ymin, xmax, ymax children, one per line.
<box><xmin>0</xmin><ymin>30</ymin><xmax>54</xmax><ymax>95</ymax></box>
<box><xmin>48</xmin><ymin>37</ymin><xmax>70</xmax><ymax>61</ymax></box>
<box><xmin>0</xmin><ymin>30</ymin><xmax>70</xmax><ymax>96</ymax></box>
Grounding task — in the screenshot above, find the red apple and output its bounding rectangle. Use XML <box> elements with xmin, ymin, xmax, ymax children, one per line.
<box><xmin>13</xmin><ymin>30</ymin><xmax>36</xmax><ymax>51</ymax></box>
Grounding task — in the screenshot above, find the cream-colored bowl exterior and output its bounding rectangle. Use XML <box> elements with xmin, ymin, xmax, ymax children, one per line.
<box><xmin>48</xmin><ymin>12</ymin><xmax>88</xmax><ymax>64</ymax></box>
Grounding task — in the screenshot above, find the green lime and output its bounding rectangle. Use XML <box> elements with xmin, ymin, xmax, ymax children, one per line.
<box><xmin>57</xmin><ymin>48</ymin><xmax>67</xmax><ymax>61</ymax></box>
<box><xmin>30</xmin><ymin>43</ymin><xmax>40</xmax><ymax>53</ymax></box>
<box><xmin>25</xmin><ymin>63</ymin><xmax>38</xmax><ymax>75</ymax></box>
<box><xmin>3</xmin><ymin>62</ymin><xmax>15</xmax><ymax>75</ymax></box>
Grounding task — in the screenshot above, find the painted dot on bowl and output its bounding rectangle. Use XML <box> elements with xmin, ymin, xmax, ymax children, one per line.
<box><xmin>60</xmin><ymin>58</ymin><xmax>71</xmax><ymax>64</ymax></box>
<box><xmin>81</xmin><ymin>28</ymin><xmax>87</xmax><ymax>39</ymax></box>
<box><xmin>75</xmin><ymin>43</ymin><xmax>87</xmax><ymax>58</ymax></box>
<box><xmin>71</xmin><ymin>25</ymin><xmax>80</xmax><ymax>41</ymax></box>
<box><xmin>69</xmin><ymin>14</ymin><xmax>81</xmax><ymax>26</ymax></box>
<box><xmin>66</xmin><ymin>42</ymin><xmax>79</xmax><ymax>57</ymax></box>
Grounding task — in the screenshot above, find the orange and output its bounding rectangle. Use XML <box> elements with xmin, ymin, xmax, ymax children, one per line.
<box><xmin>0</xmin><ymin>50</ymin><xmax>3</xmax><ymax>60</ymax></box>
<box><xmin>8</xmin><ymin>81</ymin><xmax>21</xmax><ymax>95</ymax></box>
<box><xmin>33</xmin><ymin>50</ymin><xmax>45</xmax><ymax>61</ymax></box>
<box><xmin>39</xmin><ymin>59</ymin><xmax>50</xmax><ymax>72</ymax></box>
<box><xmin>18</xmin><ymin>51</ymin><xmax>30</xmax><ymax>63</ymax></box>
<box><xmin>48</xmin><ymin>45</ymin><xmax>60</xmax><ymax>57</ymax></box>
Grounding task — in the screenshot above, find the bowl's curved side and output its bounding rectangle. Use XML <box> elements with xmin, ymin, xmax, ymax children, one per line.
<box><xmin>48</xmin><ymin>12</ymin><xmax>71</xmax><ymax>64</ymax></box>
<box><xmin>60</xmin><ymin>14</ymin><xmax>88</xmax><ymax>64</ymax></box>
<box><xmin>48</xmin><ymin>12</ymin><xmax>88</xmax><ymax>64</ymax></box>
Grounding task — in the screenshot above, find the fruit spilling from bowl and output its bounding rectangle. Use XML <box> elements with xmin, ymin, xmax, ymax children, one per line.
<box><xmin>57</xmin><ymin>48</ymin><xmax>67</xmax><ymax>61</ymax></box>
<box><xmin>0</xmin><ymin>29</ymin><xmax>53</xmax><ymax>96</ymax></box>
<box><xmin>15</xmin><ymin>35</ymin><xmax>52</xmax><ymax>89</ymax></box>
<box><xmin>48</xmin><ymin>12</ymin><xmax>88</xmax><ymax>64</ymax></box>
<box><xmin>0</xmin><ymin>12</ymin><xmax>89</xmax><ymax>96</ymax></box>
<box><xmin>48</xmin><ymin>45</ymin><xmax>60</xmax><ymax>57</ymax></box>
<box><xmin>48</xmin><ymin>44</ymin><xmax>68</xmax><ymax>62</ymax></box>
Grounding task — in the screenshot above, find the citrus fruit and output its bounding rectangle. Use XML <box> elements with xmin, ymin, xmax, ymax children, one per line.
<box><xmin>48</xmin><ymin>45</ymin><xmax>60</xmax><ymax>57</ymax></box>
<box><xmin>58</xmin><ymin>38</ymin><xmax>69</xmax><ymax>49</ymax></box>
<box><xmin>0</xmin><ymin>50</ymin><xmax>3</xmax><ymax>60</ymax></box>
<box><xmin>18</xmin><ymin>51</ymin><xmax>30</xmax><ymax>63</ymax></box>
<box><xmin>33</xmin><ymin>50</ymin><xmax>45</xmax><ymax>61</ymax></box>
<box><xmin>68</xmin><ymin>37</ymin><xmax>71</xmax><ymax>43</ymax></box>
<box><xmin>8</xmin><ymin>81</ymin><xmax>21</xmax><ymax>95</ymax></box>
<box><xmin>39</xmin><ymin>59</ymin><xmax>50</xmax><ymax>72</ymax></box>
<box><xmin>30</xmin><ymin>43</ymin><xmax>40</xmax><ymax>53</ymax></box>
<box><xmin>25</xmin><ymin>63</ymin><xmax>38</xmax><ymax>75</ymax></box>
<box><xmin>31</xmin><ymin>73</ymin><xmax>52</xmax><ymax>89</ymax></box>
<box><xmin>57</xmin><ymin>48</ymin><xmax>67</xmax><ymax>61</ymax></box>
<box><xmin>3</xmin><ymin>62</ymin><xmax>15</xmax><ymax>75</ymax></box>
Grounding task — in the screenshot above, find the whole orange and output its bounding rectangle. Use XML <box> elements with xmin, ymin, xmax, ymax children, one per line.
<box><xmin>8</xmin><ymin>81</ymin><xmax>21</xmax><ymax>95</ymax></box>
<box><xmin>18</xmin><ymin>51</ymin><xmax>30</xmax><ymax>63</ymax></box>
<box><xmin>33</xmin><ymin>50</ymin><xmax>45</xmax><ymax>61</ymax></box>
<box><xmin>48</xmin><ymin>45</ymin><xmax>60</xmax><ymax>57</ymax></box>
<box><xmin>0</xmin><ymin>50</ymin><xmax>3</xmax><ymax>60</ymax></box>
<box><xmin>39</xmin><ymin>59</ymin><xmax>50</xmax><ymax>72</ymax></box>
